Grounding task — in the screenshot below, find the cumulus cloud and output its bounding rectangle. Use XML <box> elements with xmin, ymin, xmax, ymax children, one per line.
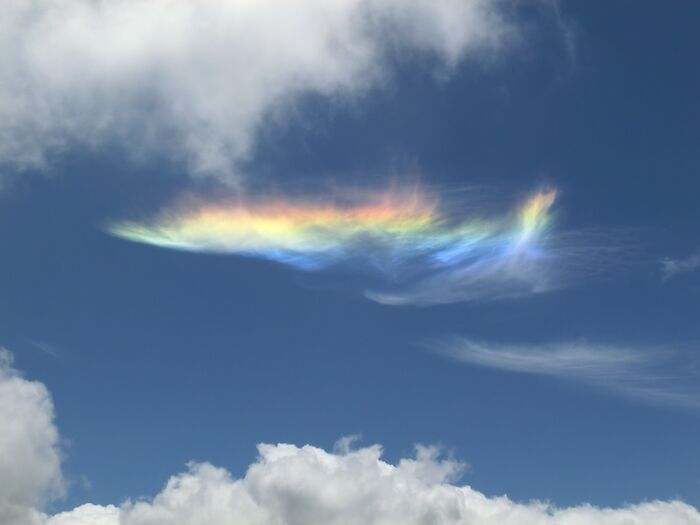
<box><xmin>661</xmin><ymin>249</ymin><xmax>700</xmax><ymax>281</ymax></box>
<box><xmin>433</xmin><ymin>338</ymin><xmax>700</xmax><ymax>408</ymax></box>
<box><xmin>2</xmin><ymin>349</ymin><xmax>700</xmax><ymax>525</ymax></box>
<box><xmin>48</xmin><ymin>443</ymin><xmax>700</xmax><ymax>525</ymax></box>
<box><xmin>0</xmin><ymin>0</ymin><xmax>513</xmax><ymax>180</ymax></box>
<box><xmin>0</xmin><ymin>349</ymin><xmax>63</xmax><ymax>525</ymax></box>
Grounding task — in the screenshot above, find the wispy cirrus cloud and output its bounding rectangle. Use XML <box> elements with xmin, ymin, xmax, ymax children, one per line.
<box><xmin>109</xmin><ymin>185</ymin><xmax>562</xmax><ymax>306</ymax></box>
<box><xmin>432</xmin><ymin>337</ymin><xmax>700</xmax><ymax>408</ymax></box>
<box><xmin>108</xmin><ymin>184</ymin><xmax>635</xmax><ymax>306</ymax></box>
<box><xmin>108</xmin><ymin>184</ymin><xmax>631</xmax><ymax>306</ymax></box>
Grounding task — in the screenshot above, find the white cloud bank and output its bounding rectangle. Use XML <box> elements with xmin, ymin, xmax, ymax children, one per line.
<box><xmin>0</xmin><ymin>0</ymin><xmax>513</xmax><ymax>180</ymax></box>
<box><xmin>3</xmin><ymin>350</ymin><xmax>700</xmax><ymax>525</ymax></box>
<box><xmin>433</xmin><ymin>338</ymin><xmax>700</xmax><ymax>408</ymax></box>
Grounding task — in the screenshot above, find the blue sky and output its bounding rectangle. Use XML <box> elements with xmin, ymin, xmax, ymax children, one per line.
<box><xmin>1</xmin><ymin>2</ymin><xmax>700</xmax><ymax>524</ymax></box>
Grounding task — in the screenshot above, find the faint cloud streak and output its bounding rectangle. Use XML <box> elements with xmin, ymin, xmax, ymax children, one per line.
<box><xmin>432</xmin><ymin>337</ymin><xmax>700</xmax><ymax>409</ymax></box>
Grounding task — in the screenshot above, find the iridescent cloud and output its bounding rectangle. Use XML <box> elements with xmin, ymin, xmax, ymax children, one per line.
<box><xmin>109</xmin><ymin>186</ymin><xmax>558</xmax><ymax>305</ymax></box>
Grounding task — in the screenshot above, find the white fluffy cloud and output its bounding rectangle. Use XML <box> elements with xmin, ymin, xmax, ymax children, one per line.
<box><xmin>3</xmin><ymin>350</ymin><xmax>700</xmax><ymax>525</ymax></box>
<box><xmin>50</xmin><ymin>444</ymin><xmax>700</xmax><ymax>525</ymax></box>
<box><xmin>0</xmin><ymin>350</ymin><xmax>63</xmax><ymax>525</ymax></box>
<box><xmin>0</xmin><ymin>0</ymin><xmax>510</xmax><ymax>179</ymax></box>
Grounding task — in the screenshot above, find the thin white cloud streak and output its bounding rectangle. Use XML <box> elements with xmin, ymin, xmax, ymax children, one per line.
<box><xmin>27</xmin><ymin>341</ymin><xmax>61</xmax><ymax>359</ymax></box>
<box><xmin>662</xmin><ymin>250</ymin><xmax>700</xmax><ymax>281</ymax></box>
<box><xmin>0</xmin><ymin>0</ymin><xmax>514</xmax><ymax>180</ymax></box>
<box><xmin>433</xmin><ymin>338</ymin><xmax>700</xmax><ymax>408</ymax></box>
<box><xmin>2</xmin><ymin>349</ymin><xmax>700</xmax><ymax>525</ymax></box>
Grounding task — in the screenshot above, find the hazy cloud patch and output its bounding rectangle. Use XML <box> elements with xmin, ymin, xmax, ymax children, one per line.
<box><xmin>662</xmin><ymin>250</ymin><xmax>700</xmax><ymax>281</ymax></box>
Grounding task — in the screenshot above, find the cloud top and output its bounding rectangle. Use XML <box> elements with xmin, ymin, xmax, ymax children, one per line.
<box><xmin>48</xmin><ymin>442</ymin><xmax>700</xmax><ymax>525</ymax></box>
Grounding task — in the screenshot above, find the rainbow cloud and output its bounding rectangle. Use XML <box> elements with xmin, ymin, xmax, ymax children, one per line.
<box><xmin>109</xmin><ymin>186</ymin><xmax>558</xmax><ymax>305</ymax></box>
